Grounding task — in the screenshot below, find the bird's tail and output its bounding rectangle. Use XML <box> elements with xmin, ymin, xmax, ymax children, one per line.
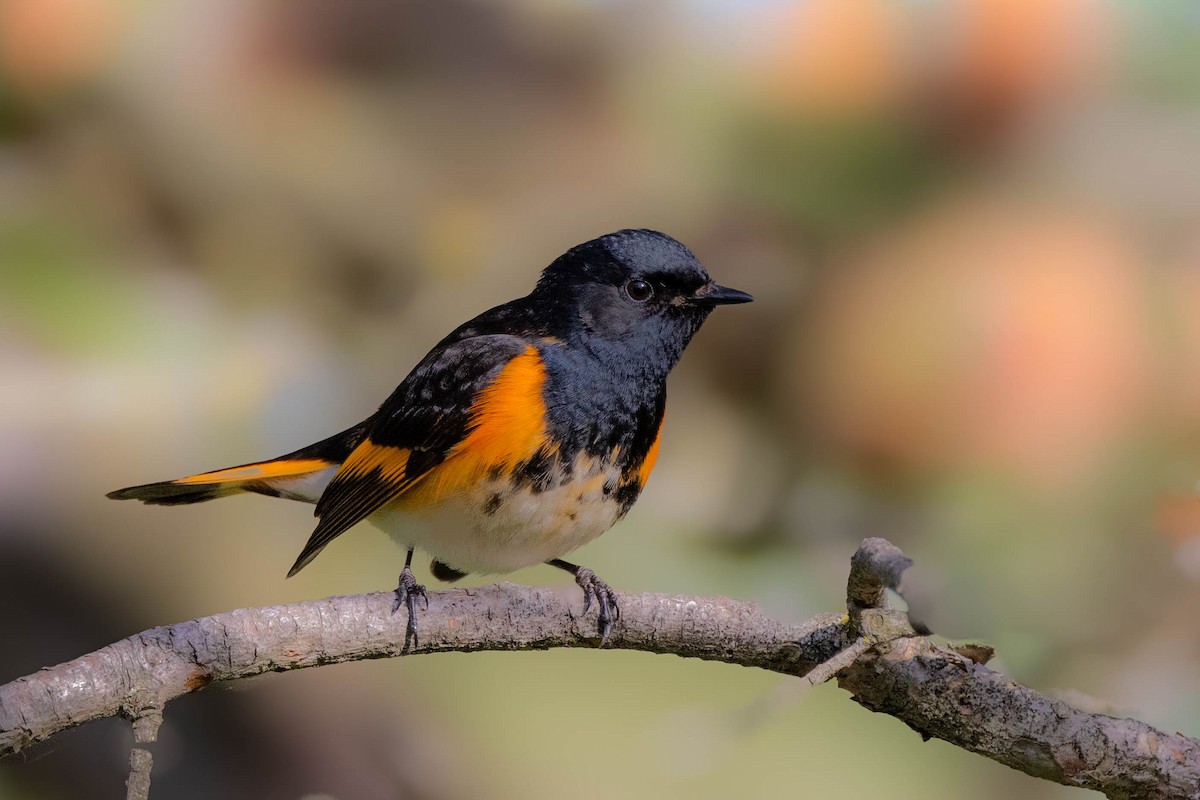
<box><xmin>107</xmin><ymin>457</ymin><xmax>336</xmax><ymax>506</ymax></box>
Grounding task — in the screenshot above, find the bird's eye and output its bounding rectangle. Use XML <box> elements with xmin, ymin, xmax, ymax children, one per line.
<box><xmin>625</xmin><ymin>279</ymin><xmax>653</xmax><ymax>303</ymax></box>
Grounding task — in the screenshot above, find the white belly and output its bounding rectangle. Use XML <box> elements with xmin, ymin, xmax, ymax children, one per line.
<box><xmin>366</xmin><ymin>457</ymin><xmax>624</xmax><ymax>575</ymax></box>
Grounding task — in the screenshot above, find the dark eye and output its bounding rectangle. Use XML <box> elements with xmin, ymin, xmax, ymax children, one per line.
<box><xmin>625</xmin><ymin>279</ymin><xmax>653</xmax><ymax>302</ymax></box>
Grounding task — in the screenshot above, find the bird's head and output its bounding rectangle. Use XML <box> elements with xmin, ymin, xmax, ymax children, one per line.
<box><xmin>533</xmin><ymin>229</ymin><xmax>751</xmax><ymax>375</ymax></box>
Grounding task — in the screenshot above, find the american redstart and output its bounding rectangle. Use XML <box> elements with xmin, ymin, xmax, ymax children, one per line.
<box><xmin>109</xmin><ymin>229</ymin><xmax>752</xmax><ymax>642</ymax></box>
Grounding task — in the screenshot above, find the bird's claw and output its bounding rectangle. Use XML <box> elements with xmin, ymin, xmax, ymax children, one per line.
<box><xmin>392</xmin><ymin>566</ymin><xmax>429</xmax><ymax>645</ymax></box>
<box><xmin>573</xmin><ymin>567</ymin><xmax>620</xmax><ymax>645</ymax></box>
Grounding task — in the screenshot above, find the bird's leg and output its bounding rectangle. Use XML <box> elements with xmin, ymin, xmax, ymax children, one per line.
<box><xmin>392</xmin><ymin>548</ymin><xmax>429</xmax><ymax>645</ymax></box>
<box><xmin>547</xmin><ymin>558</ymin><xmax>620</xmax><ymax>645</ymax></box>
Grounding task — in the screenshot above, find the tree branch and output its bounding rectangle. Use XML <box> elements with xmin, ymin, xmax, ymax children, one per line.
<box><xmin>1</xmin><ymin>539</ymin><xmax>1197</xmax><ymax>799</ymax></box>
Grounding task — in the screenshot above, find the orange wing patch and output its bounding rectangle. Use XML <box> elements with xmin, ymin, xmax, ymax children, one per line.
<box><xmin>334</xmin><ymin>443</ymin><xmax>411</xmax><ymax>482</ymax></box>
<box><xmin>405</xmin><ymin>345</ymin><xmax>550</xmax><ymax>504</ymax></box>
<box><xmin>293</xmin><ymin>442</ymin><xmax>415</xmax><ymax>573</ymax></box>
<box><xmin>175</xmin><ymin>458</ymin><xmax>332</xmax><ymax>485</ymax></box>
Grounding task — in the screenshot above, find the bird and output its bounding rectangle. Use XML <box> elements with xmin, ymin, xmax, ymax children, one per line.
<box><xmin>108</xmin><ymin>229</ymin><xmax>752</xmax><ymax>644</ymax></box>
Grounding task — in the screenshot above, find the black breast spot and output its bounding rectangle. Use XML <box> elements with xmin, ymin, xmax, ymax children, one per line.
<box><xmin>615</xmin><ymin>480</ymin><xmax>642</xmax><ymax>515</ymax></box>
<box><xmin>516</xmin><ymin>449</ymin><xmax>557</xmax><ymax>493</ymax></box>
<box><xmin>483</xmin><ymin>492</ymin><xmax>505</xmax><ymax>516</ymax></box>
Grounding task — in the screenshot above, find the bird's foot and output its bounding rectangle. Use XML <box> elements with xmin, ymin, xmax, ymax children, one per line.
<box><xmin>573</xmin><ymin>567</ymin><xmax>620</xmax><ymax>645</ymax></box>
<box><xmin>391</xmin><ymin>565</ymin><xmax>429</xmax><ymax>645</ymax></box>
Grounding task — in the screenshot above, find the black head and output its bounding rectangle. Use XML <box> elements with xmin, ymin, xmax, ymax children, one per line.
<box><xmin>532</xmin><ymin>229</ymin><xmax>751</xmax><ymax>378</ymax></box>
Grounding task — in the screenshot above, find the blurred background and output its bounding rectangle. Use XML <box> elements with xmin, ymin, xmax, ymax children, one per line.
<box><xmin>2</xmin><ymin>0</ymin><xmax>1199</xmax><ymax>797</ymax></box>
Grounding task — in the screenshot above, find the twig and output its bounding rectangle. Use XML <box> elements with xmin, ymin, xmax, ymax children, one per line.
<box><xmin>125</xmin><ymin>703</ymin><xmax>162</xmax><ymax>800</ymax></box>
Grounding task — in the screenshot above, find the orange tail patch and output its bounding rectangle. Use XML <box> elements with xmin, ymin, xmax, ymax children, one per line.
<box><xmin>108</xmin><ymin>458</ymin><xmax>334</xmax><ymax>506</ymax></box>
<box><xmin>174</xmin><ymin>458</ymin><xmax>331</xmax><ymax>485</ymax></box>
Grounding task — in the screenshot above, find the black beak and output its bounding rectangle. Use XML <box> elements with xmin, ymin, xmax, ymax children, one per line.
<box><xmin>691</xmin><ymin>282</ymin><xmax>754</xmax><ymax>307</ymax></box>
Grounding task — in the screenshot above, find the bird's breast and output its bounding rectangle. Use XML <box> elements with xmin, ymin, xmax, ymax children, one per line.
<box><xmin>369</xmin><ymin>448</ymin><xmax>632</xmax><ymax>575</ymax></box>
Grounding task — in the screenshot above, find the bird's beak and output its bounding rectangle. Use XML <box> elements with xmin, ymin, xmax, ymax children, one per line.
<box><xmin>691</xmin><ymin>282</ymin><xmax>754</xmax><ymax>307</ymax></box>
